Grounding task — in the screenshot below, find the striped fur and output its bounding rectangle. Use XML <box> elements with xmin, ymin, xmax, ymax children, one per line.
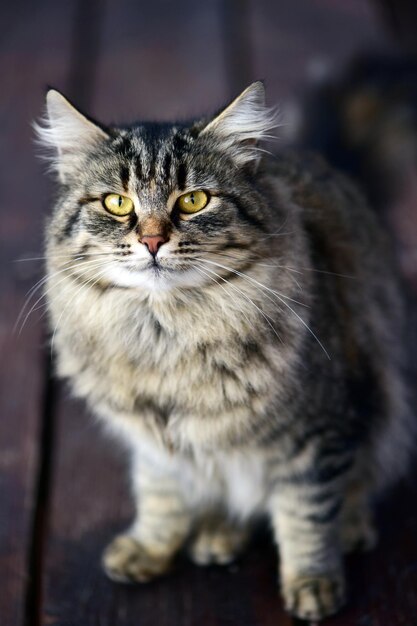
<box><xmin>38</xmin><ymin>83</ymin><xmax>413</xmax><ymax>621</ymax></box>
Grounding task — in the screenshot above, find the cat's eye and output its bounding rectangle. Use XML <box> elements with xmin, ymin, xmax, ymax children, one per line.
<box><xmin>176</xmin><ymin>190</ymin><xmax>209</xmax><ymax>214</ymax></box>
<box><xmin>103</xmin><ymin>194</ymin><xmax>134</xmax><ymax>216</ymax></box>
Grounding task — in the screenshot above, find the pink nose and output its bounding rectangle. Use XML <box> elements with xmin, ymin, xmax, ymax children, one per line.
<box><xmin>141</xmin><ymin>235</ymin><xmax>168</xmax><ymax>256</ymax></box>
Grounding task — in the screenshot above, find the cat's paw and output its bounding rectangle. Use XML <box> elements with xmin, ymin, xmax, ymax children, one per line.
<box><xmin>281</xmin><ymin>573</ymin><xmax>346</xmax><ymax>621</ymax></box>
<box><xmin>340</xmin><ymin>510</ymin><xmax>378</xmax><ymax>553</ymax></box>
<box><xmin>102</xmin><ymin>534</ymin><xmax>172</xmax><ymax>583</ymax></box>
<box><xmin>188</xmin><ymin>524</ymin><xmax>247</xmax><ymax>565</ymax></box>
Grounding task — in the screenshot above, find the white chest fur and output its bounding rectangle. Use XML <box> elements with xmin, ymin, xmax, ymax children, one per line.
<box><xmin>132</xmin><ymin>432</ymin><xmax>268</xmax><ymax>520</ymax></box>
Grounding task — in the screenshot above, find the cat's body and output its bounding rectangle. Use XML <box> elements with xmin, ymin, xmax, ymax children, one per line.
<box><xmin>39</xmin><ymin>84</ymin><xmax>412</xmax><ymax>621</ymax></box>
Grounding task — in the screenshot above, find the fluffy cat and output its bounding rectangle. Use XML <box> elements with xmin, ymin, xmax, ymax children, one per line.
<box><xmin>36</xmin><ymin>82</ymin><xmax>412</xmax><ymax>621</ymax></box>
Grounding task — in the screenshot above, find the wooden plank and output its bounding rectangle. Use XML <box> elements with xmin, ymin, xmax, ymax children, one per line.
<box><xmin>0</xmin><ymin>1</ymin><xmax>75</xmax><ymax>625</ymax></box>
<box><xmin>0</xmin><ymin>288</ymin><xmax>43</xmax><ymax>626</ymax></box>
<box><xmin>328</xmin><ymin>479</ymin><xmax>417</xmax><ymax>626</ymax></box>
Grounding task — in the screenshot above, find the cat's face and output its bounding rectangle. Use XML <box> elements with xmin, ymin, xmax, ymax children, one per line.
<box><xmin>38</xmin><ymin>83</ymin><xmax>278</xmax><ymax>292</ymax></box>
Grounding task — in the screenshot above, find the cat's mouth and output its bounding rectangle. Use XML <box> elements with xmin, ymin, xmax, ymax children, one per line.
<box><xmin>140</xmin><ymin>259</ymin><xmax>174</xmax><ymax>274</ymax></box>
<box><xmin>146</xmin><ymin>258</ymin><xmax>161</xmax><ymax>272</ymax></box>
<box><xmin>122</xmin><ymin>256</ymin><xmax>188</xmax><ymax>274</ymax></box>
<box><xmin>105</xmin><ymin>256</ymin><xmax>207</xmax><ymax>291</ymax></box>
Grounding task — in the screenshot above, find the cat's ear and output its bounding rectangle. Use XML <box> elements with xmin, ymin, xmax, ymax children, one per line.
<box><xmin>34</xmin><ymin>89</ymin><xmax>109</xmax><ymax>182</ymax></box>
<box><xmin>200</xmin><ymin>81</ymin><xmax>278</xmax><ymax>166</ymax></box>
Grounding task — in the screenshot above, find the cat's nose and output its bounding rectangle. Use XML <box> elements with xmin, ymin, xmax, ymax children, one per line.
<box><xmin>140</xmin><ymin>235</ymin><xmax>168</xmax><ymax>257</ymax></box>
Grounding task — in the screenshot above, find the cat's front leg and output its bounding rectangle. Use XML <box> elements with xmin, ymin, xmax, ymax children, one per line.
<box><xmin>269</xmin><ymin>463</ymin><xmax>350</xmax><ymax>621</ymax></box>
<box><xmin>103</xmin><ymin>454</ymin><xmax>191</xmax><ymax>583</ymax></box>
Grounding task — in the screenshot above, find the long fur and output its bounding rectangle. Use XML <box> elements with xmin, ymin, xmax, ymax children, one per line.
<box><xmin>39</xmin><ymin>83</ymin><xmax>413</xmax><ymax>621</ymax></box>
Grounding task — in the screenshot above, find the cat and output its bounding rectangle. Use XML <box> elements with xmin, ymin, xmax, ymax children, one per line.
<box><xmin>36</xmin><ymin>82</ymin><xmax>413</xmax><ymax>621</ymax></box>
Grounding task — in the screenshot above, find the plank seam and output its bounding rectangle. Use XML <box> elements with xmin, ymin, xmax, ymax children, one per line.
<box><xmin>24</xmin><ymin>351</ymin><xmax>57</xmax><ymax>626</ymax></box>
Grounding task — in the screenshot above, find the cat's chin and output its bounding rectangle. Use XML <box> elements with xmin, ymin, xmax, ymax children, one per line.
<box><xmin>105</xmin><ymin>264</ymin><xmax>207</xmax><ymax>292</ymax></box>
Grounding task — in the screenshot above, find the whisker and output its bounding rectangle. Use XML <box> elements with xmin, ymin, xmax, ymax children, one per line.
<box><xmin>198</xmin><ymin>249</ymin><xmax>260</xmax><ymax>263</ymax></box>
<box><xmin>15</xmin><ymin>257</ymin><xmax>111</xmax><ymax>334</ymax></box>
<box><xmin>194</xmin><ymin>262</ymin><xmax>283</xmax><ymax>345</ymax></box>
<box><xmin>199</xmin><ymin>259</ymin><xmax>288</xmax><ymax>319</ymax></box>
<box><xmin>288</xmin><ymin>266</ymin><xmax>356</xmax><ymax>279</ymax></box>
<box><xmin>258</xmin><ymin>231</ymin><xmax>294</xmax><ymax>240</ymax></box>
<box><xmin>50</xmin><ymin>264</ymin><xmax>113</xmax><ymax>357</ymax></box>
<box><xmin>196</xmin><ymin>258</ymin><xmax>308</xmax><ymax>308</ymax></box>
<box><xmin>197</xmin><ymin>257</ymin><xmax>330</xmax><ymax>360</ymax></box>
<box><xmin>14</xmin><ymin>256</ymin><xmax>111</xmax><ymax>332</ymax></box>
<box><xmin>20</xmin><ymin>255</ymin><xmax>95</xmax><ymax>301</ymax></box>
<box><xmin>256</xmin><ymin>262</ymin><xmax>355</xmax><ymax>280</ymax></box>
<box><xmin>13</xmin><ymin>251</ymin><xmax>117</xmax><ymax>263</ymax></box>
<box><xmin>250</xmin><ymin>146</ymin><xmax>276</xmax><ymax>159</ymax></box>
<box><xmin>197</xmin><ymin>259</ymin><xmax>289</xmax><ymax>331</ymax></box>
<box><xmin>193</xmin><ymin>265</ymin><xmax>254</xmax><ymax>331</ymax></box>
<box><xmin>198</xmin><ymin>252</ymin><xmax>304</xmax><ymax>293</ymax></box>
<box><xmin>197</xmin><ymin>246</ymin><xmax>354</xmax><ymax>286</ymax></box>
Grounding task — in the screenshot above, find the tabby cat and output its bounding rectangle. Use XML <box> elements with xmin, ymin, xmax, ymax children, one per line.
<box><xmin>37</xmin><ymin>82</ymin><xmax>412</xmax><ymax>621</ymax></box>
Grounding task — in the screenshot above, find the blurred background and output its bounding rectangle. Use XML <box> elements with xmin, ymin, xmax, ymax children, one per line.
<box><xmin>1</xmin><ymin>1</ymin><xmax>417</xmax><ymax>625</ymax></box>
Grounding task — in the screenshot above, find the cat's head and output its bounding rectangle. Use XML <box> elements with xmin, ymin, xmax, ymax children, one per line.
<box><xmin>36</xmin><ymin>83</ymin><xmax>279</xmax><ymax>292</ymax></box>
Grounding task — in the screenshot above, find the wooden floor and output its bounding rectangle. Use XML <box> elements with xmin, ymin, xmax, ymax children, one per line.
<box><xmin>1</xmin><ymin>1</ymin><xmax>417</xmax><ymax>625</ymax></box>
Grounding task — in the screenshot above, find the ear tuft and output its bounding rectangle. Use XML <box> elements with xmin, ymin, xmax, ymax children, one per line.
<box><xmin>201</xmin><ymin>81</ymin><xmax>280</xmax><ymax>165</ymax></box>
<box><xmin>33</xmin><ymin>89</ymin><xmax>108</xmax><ymax>182</ymax></box>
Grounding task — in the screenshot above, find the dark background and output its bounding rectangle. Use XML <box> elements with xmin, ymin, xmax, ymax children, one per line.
<box><xmin>1</xmin><ymin>1</ymin><xmax>417</xmax><ymax>625</ymax></box>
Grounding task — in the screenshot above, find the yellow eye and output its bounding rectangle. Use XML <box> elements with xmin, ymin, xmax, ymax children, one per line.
<box><xmin>103</xmin><ymin>194</ymin><xmax>134</xmax><ymax>216</ymax></box>
<box><xmin>177</xmin><ymin>190</ymin><xmax>209</xmax><ymax>214</ymax></box>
